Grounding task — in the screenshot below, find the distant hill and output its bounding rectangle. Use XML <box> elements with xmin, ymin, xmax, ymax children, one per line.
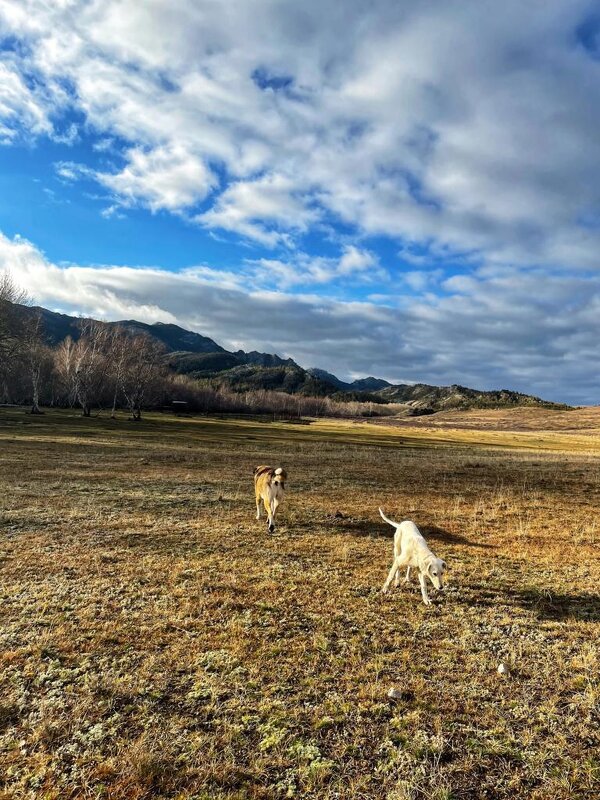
<box><xmin>204</xmin><ymin>364</ymin><xmax>339</xmax><ymax>396</ymax></box>
<box><xmin>235</xmin><ymin>350</ymin><xmax>300</xmax><ymax>368</ymax></box>
<box><xmin>115</xmin><ymin>320</ymin><xmax>224</xmax><ymax>354</ymax></box>
<box><xmin>30</xmin><ymin>306</ymin><xmax>224</xmax><ymax>354</ymax></box>
<box><xmin>374</xmin><ymin>383</ymin><xmax>564</xmax><ymax>411</ymax></box>
<box><xmin>308</xmin><ymin>368</ymin><xmax>392</xmax><ymax>393</ymax></box>
<box><xmin>350</xmin><ymin>377</ymin><xmax>393</xmax><ymax>392</ymax></box>
<box><xmin>165</xmin><ymin>351</ymin><xmax>241</xmax><ymax>375</ymax></box>
<box><xmin>21</xmin><ymin>303</ymin><xmax>569</xmax><ymax>412</ymax></box>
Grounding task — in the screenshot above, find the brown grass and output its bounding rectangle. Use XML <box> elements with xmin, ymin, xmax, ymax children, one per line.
<box><xmin>1</xmin><ymin>407</ymin><xmax>599</xmax><ymax>799</ymax></box>
<box><xmin>374</xmin><ymin>404</ymin><xmax>600</xmax><ymax>434</ymax></box>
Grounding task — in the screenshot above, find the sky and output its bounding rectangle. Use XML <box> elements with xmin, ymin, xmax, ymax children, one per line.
<box><xmin>0</xmin><ymin>0</ymin><xmax>599</xmax><ymax>404</ymax></box>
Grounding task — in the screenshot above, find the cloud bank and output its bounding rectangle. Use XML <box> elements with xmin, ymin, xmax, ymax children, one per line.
<box><xmin>3</xmin><ymin>232</ymin><xmax>600</xmax><ymax>404</ymax></box>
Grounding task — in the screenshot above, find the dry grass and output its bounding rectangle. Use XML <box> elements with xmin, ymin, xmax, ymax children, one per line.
<box><xmin>1</xmin><ymin>407</ymin><xmax>599</xmax><ymax>799</ymax></box>
<box><xmin>376</xmin><ymin>405</ymin><xmax>600</xmax><ymax>434</ymax></box>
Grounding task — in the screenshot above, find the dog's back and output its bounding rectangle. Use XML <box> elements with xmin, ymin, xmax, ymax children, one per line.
<box><xmin>396</xmin><ymin>520</ymin><xmax>428</xmax><ymax>553</ymax></box>
<box><xmin>380</xmin><ymin>509</ymin><xmax>432</xmax><ymax>559</ymax></box>
<box><xmin>254</xmin><ymin>465</ymin><xmax>275</xmax><ymax>493</ymax></box>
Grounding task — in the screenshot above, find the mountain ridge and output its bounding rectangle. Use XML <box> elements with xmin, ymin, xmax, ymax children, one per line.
<box><xmin>22</xmin><ymin>304</ymin><xmax>570</xmax><ymax>412</ymax></box>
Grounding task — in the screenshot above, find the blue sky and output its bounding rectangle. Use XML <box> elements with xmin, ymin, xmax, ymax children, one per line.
<box><xmin>1</xmin><ymin>0</ymin><xmax>600</xmax><ymax>403</ymax></box>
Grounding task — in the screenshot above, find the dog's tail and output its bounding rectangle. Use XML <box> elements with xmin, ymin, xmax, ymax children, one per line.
<box><xmin>379</xmin><ymin>507</ymin><xmax>400</xmax><ymax>528</ymax></box>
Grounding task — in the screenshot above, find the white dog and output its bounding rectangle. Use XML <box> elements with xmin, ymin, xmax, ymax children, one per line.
<box><xmin>379</xmin><ymin>508</ymin><xmax>447</xmax><ymax>605</ymax></box>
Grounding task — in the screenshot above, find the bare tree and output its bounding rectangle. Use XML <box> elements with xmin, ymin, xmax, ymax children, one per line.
<box><xmin>0</xmin><ymin>271</ymin><xmax>29</xmax><ymax>402</ymax></box>
<box><xmin>22</xmin><ymin>312</ymin><xmax>51</xmax><ymax>414</ymax></box>
<box><xmin>74</xmin><ymin>321</ymin><xmax>111</xmax><ymax>416</ymax></box>
<box><xmin>0</xmin><ymin>270</ymin><xmax>27</xmax><ymax>344</ymax></box>
<box><xmin>54</xmin><ymin>335</ymin><xmax>78</xmax><ymax>407</ymax></box>
<box><xmin>54</xmin><ymin>321</ymin><xmax>109</xmax><ymax>416</ymax></box>
<box><xmin>120</xmin><ymin>334</ymin><xmax>166</xmax><ymax>420</ymax></box>
<box><xmin>106</xmin><ymin>326</ymin><xmax>129</xmax><ymax>418</ymax></box>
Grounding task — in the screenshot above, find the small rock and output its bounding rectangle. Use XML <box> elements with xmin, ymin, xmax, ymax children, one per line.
<box><xmin>497</xmin><ymin>662</ymin><xmax>509</xmax><ymax>675</ymax></box>
<box><xmin>387</xmin><ymin>687</ymin><xmax>404</xmax><ymax>700</ymax></box>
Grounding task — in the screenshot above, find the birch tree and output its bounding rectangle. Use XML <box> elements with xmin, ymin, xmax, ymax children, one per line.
<box><xmin>120</xmin><ymin>334</ymin><xmax>165</xmax><ymax>420</ymax></box>
<box><xmin>107</xmin><ymin>326</ymin><xmax>129</xmax><ymax>418</ymax></box>
<box><xmin>54</xmin><ymin>321</ymin><xmax>109</xmax><ymax>416</ymax></box>
<box><xmin>22</xmin><ymin>312</ymin><xmax>51</xmax><ymax>414</ymax></box>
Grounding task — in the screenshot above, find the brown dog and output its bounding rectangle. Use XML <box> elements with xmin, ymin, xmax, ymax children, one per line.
<box><xmin>254</xmin><ymin>465</ymin><xmax>287</xmax><ymax>533</ymax></box>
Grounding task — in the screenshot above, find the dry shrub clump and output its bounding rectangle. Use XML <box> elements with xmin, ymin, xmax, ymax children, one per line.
<box><xmin>0</xmin><ymin>407</ymin><xmax>599</xmax><ymax>799</ymax></box>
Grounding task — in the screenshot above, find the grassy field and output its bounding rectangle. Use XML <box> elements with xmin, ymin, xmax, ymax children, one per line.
<box><xmin>1</xmin><ymin>408</ymin><xmax>599</xmax><ymax>800</ymax></box>
<box><xmin>376</xmin><ymin>405</ymin><xmax>600</xmax><ymax>435</ymax></box>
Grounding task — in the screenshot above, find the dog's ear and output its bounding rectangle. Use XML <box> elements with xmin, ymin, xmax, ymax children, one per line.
<box><xmin>441</xmin><ymin>560</ymin><xmax>448</xmax><ymax>570</ymax></box>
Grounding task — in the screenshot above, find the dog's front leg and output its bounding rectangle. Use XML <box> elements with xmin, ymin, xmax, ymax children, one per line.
<box><xmin>418</xmin><ymin>572</ymin><xmax>432</xmax><ymax>605</ymax></box>
<box><xmin>263</xmin><ymin>497</ymin><xmax>274</xmax><ymax>532</ymax></box>
<box><xmin>265</xmin><ymin>497</ymin><xmax>278</xmax><ymax>533</ymax></box>
<box><xmin>403</xmin><ymin>566</ymin><xmax>411</xmax><ymax>584</ymax></box>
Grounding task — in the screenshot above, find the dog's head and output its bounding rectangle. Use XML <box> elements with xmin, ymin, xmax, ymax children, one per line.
<box><xmin>273</xmin><ymin>467</ymin><xmax>287</xmax><ymax>489</ymax></box>
<box><xmin>426</xmin><ymin>557</ymin><xmax>447</xmax><ymax>590</ymax></box>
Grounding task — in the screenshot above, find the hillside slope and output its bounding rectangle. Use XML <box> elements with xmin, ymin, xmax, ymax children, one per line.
<box><xmin>375</xmin><ymin>383</ymin><xmax>566</xmax><ymax>411</ymax></box>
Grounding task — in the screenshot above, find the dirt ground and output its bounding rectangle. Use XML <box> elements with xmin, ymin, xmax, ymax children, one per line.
<box><xmin>1</xmin><ymin>408</ymin><xmax>599</xmax><ymax>799</ymax></box>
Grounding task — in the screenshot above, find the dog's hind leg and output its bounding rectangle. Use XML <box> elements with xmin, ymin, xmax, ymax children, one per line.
<box><xmin>382</xmin><ymin>557</ymin><xmax>406</xmax><ymax>594</ymax></box>
<box><xmin>402</xmin><ymin>566</ymin><xmax>411</xmax><ymax>585</ymax></box>
<box><xmin>255</xmin><ymin>491</ymin><xmax>261</xmax><ymax>520</ymax></box>
<box><xmin>382</xmin><ymin>562</ymin><xmax>398</xmax><ymax>593</ymax></box>
<box><xmin>395</xmin><ymin>564</ymin><xmax>404</xmax><ymax>587</ymax></box>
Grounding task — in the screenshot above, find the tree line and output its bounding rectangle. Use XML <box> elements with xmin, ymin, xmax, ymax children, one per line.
<box><xmin>1</xmin><ymin>275</ymin><xmax>167</xmax><ymax>419</ymax></box>
<box><xmin>0</xmin><ymin>273</ymin><xmax>400</xmax><ymax>420</ymax></box>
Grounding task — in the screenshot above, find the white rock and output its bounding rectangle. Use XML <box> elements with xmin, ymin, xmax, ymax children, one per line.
<box><xmin>497</xmin><ymin>662</ymin><xmax>509</xmax><ymax>675</ymax></box>
<box><xmin>387</xmin><ymin>687</ymin><xmax>404</xmax><ymax>700</ymax></box>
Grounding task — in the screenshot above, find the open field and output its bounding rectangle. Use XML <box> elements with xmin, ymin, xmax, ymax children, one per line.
<box><xmin>377</xmin><ymin>405</ymin><xmax>600</xmax><ymax>435</ymax></box>
<box><xmin>1</xmin><ymin>408</ymin><xmax>600</xmax><ymax>800</ymax></box>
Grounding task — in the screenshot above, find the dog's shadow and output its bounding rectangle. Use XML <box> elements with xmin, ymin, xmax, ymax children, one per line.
<box><xmin>463</xmin><ymin>583</ymin><xmax>600</xmax><ymax>622</ymax></box>
<box><xmin>289</xmin><ymin>516</ymin><xmax>380</xmax><ymax>537</ymax></box>
<box><xmin>318</xmin><ymin>515</ymin><xmax>495</xmax><ymax>549</ymax></box>
<box><xmin>513</xmin><ymin>588</ymin><xmax>600</xmax><ymax>622</ymax></box>
<box><xmin>337</xmin><ymin>519</ymin><xmax>382</xmax><ymax>538</ymax></box>
<box><xmin>421</xmin><ymin>524</ymin><xmax>496</xmax><ymax>550</ymax></box>
<box><xmin>372</xmin><ymin>524</ymin><xmax>496</xmax><ymax>550</ymax></box>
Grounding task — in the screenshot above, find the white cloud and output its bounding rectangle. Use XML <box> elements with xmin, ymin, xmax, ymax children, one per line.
<box><xmin>0</xmin><ymin>60</ymin><xmax>54</xmax><ymax>142</ymax></box>
<box><xmin>402</xmin><ymin>270</ymin><xmax>442</xmax><ymax>292</ymax></box>
<box><xmin>338</xmin><ymin>246</ymin><xmax>377</xmax><ymax>276</ymax></box>
<box><xmin>3</xmin><ymin>230</ymin><xmax>600</xmax><ymax>404</ymax></box>
<box><xmin>97</xmin><ymin>144</ymin><xmax>216</xmax><ymax>212</ymax></box>
<box><xmin>54</xmin><ymin>161</ymin><xmax>87</xmax><ymax>182</ymax></box>
<box><xmin>247</xmin><ymin>246</ymin><xmax>383</xmax><ymax>287</ymax></box>
<box><xmin>197</xmin><ymin>173</ymin><xmax>318</xmax><ymax>246</ymax></box>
